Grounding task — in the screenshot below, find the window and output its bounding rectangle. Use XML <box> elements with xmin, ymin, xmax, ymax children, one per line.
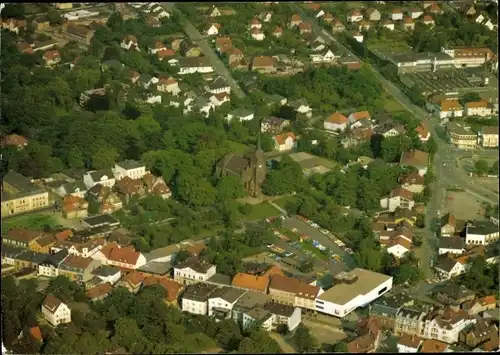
<box><xmin>378</xmin><ymin>286</ymin><xmax>388</xmax><ymax>295</ymax></box>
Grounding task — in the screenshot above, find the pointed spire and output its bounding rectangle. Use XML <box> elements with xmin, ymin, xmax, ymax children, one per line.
<box><xmin>256</xmin><ymin>134</ymin><xmax>263</xmax><ymax>152</ymax></box>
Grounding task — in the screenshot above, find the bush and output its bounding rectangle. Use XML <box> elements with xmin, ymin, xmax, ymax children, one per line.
<box><xmin>238</xmin><ymin>203</ymin><xmax>253</xmax><ymax>215</ymax></box>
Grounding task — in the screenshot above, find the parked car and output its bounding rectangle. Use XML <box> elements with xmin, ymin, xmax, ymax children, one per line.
<box><xmin>320</xmin><ymin>229</ymin><xmax>329</xmax><ymax>235</ymax></box>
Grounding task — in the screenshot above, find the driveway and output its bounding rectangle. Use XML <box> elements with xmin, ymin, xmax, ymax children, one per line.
<box><xmin>162</xmin><ymin>3</ymin><xmax>246</xmax><ymax>99</ymax></box>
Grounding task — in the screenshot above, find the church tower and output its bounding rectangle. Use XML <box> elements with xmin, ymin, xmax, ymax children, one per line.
<box><xmin>248</xmin><ymin>135</ymin><xmax>267</xmax><ymax>197</ymax></box>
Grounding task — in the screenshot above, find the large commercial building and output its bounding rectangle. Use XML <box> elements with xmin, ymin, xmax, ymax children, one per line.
<box><xmin>1</xmin><ymin>171</ymin><xmax>50</xmax><ymax>218</ymax></box>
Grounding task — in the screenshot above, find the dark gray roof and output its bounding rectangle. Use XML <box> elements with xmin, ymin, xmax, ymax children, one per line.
<box><xmin>217</xmin><ymin>154</ymin><xmax>249</xmax><ymax>177</ymax></box>
<box><xmin>92</xmin><ymin>265</ymin><xmax>121</xmax><ymax>277</ymax></box>
<box><xmin>289</xmin><ymin>98</ymin><xmax>309</xmax><ymax>109</ymax></box>
<box><xmin>176</xmin><ymin>258</ymin><xmax>214</xmax><ymax>273</ymax></box>
<box><xmin>63</xmin><ymin>181</ymin><xmax>87</xmax><ymax>194</ymax></box>
<box><xmin>3</xmin><ymin>171</ymin><xmax>45</xmax><ymax>197</ymax></box>
<box><xmin>396</xmin><ymin>306</ymin><xmax>425</xmax><ymax>320</ymax></box>
<box><xmin>206</xmin><ymin>273</ymin><xmax>233</xmax><ymax>286</ymax></box>
<box><xmin>435</xmin><ymin>256</ymin><xmax>460</xmax><ymax>272</ymax></box>
<box><xmin>136</xmin><ymin>261</ymin><xmax>172</xmax><ymax>275</ymax></box>
<box><xmin>246</xmin><ymin>307</ymin><xmax>272</xmax><ymax>322</ymax></box>
<box><xmin>182</xmin><ymin>283</ymin><xmax>219</xmax><ymax>302</ymax></box>
<box><xmin>356</xmin><ymin>118</ymin><xmax>372</xmax><ymax>128</ymax></box>
<box><xmin>467</xmin><ymin>221</ymin><xmax>499</xmax><ymax>236</ymax></box>
<box><xmin>178</xmin><ymin>57</ymin><xmax>211</xmax><ymax>68</ymax></box>
<box><xmin>374</xmin><ymin>121</ymin><xmax>406</xmax><ymax>135</ymax></box>
<box><xmin>439</xmin><ymin>237</ymin><xmax>465</xmax><ymax>250</ymax></box>
<box><xmin>1</xmin><ymin>245</ymin><xmax>25</xmax><ymax>258</ymax></box>
<box><xmin>16</xmin><ymin>250</ymin><xmax>48</xmax><ymax>264</ymax></box>
<box><xmin>263</xmin><ymin>302</ymin><xmax>296</xmax><ymax>317</ymax></box>
<box><xmin>207</xmin><ymin>77</ymin><xmax>229</xmax><ymax>90</ymax></box>
<box><xmin>194</xmin><ymin>96</ymin><xmax>211</xmax><ymax>109</ymax></box>
<box><xmin>82</xmin><ymin>214</ymin><xmax>120</xmax><ymax>228</ymax></box>
<box><xmin>434</xmin><ymin>283</ymin><xmax>475</xmax><ymax>299</ymax></box>
<box><xmin>209</xmin><ymin>286</ymin><xmax>246</xmax><ymax>303</ymax></box>
<box><xmin>139</xmin><ymin>74</ymin><xmax>154</xmax><ymax>84</ymax></box>
<box><xmin>89</xmin><ymin>169</ymin><xmax>114</xmax><ymax>182</ymax></box>
<box><xmin>116</xmin><ymin>159</ymin><xmax>143</xmax><ymax>170</ymax></box>
<box><xmin>43</xmin><ymin>249</ymin><xmax>69</xmax><ymax>267</ymax></box>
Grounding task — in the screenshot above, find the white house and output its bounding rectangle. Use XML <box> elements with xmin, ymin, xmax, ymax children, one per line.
<box><xmin>397</xmin><ymin>334</ymin><xmax>423</xmax><ymax>353</ymax></box>
<box><xmin>92</xmin><ymin>243</ymin><xmax>147</xmax><ymax>270</ymax></box>
<box><xmin>42</xmin><ymin>295</ymin><xmax>71</xmax><ymax>326</ymax></box>
<box><xmin>92</xmin><ymin>266</ymin><xmax>122</xmax><ymax>285</ymax></box>
<box><xmin>259</xmin><ymin>12</ymin><xmax>273</xmax><ymax>23</ymax></box>
<box><xmin>138</xmin><ymin>75</ymin><xmax>159</xmax><ymax>90</ymax></box>
<box><xmin>178</xmin><ymin>57</ymin><xmax>214</xmax><ymax>75</ymax></box>
<box><xmin>352</xmin><ymin>32</ymin><xmax>364</xmax><ymax>43</ymax></box>
<box><xmin>205</xmin><ymin>76</ymin><xmax>231</xmax><ymax>95</ymax></box>
<box><xmin>51</xmin><ymin>240</ymin><xmax>103</xmax><ymax>259</ymax></box>
<box><xmin>289</xmin><ymin>99</ymin><xmax>312</xmax><ymax>118</ymax></box>
<box><xmin>143</xmin><ymin>94</ymin><xmax>162</xmax><ymax>105</ymax></box>
<box><xmin>121</xmin><ymin>35</ymin><xmax>139</xmax><ymax>51</ymax></box>
<box><xmin>242</xmin><ymin>308</ymin><xmax>274</xmax><ymax>331</ymax></box>
<box><xmin>113</xmin><ymin>160</ymin><xmax>148</xmax><ymax>180</ymax></box>
<box><xmin>324</xmin><ymin>111</ymin><xmax>348</xmax><ymax>132</ymax></box>
<box><xmin>438</xmin><ymin>100</ymin><xmax>464</xmax><ymax>121</ymax></box>
<box><xmin>210</xmin><ymin>92</ymin><xmax>230</xmax><ymax>107</ymax></box>
<box><xmin>380</xmin><ymin>188</ymin><xmax>415</xmax><ymax>212</ymax></box>
<box><xmin>83</xmin><ymin>169</ymin><xmax>116</xmax><ymax>189</ymax></box>
<box><xmin>38</xmin><ymin>250</ymin><xmax>69</xmax><ymax>278</ymax></box>
<box><xmin>465</xmin><ymin>221</ymin><xmax>499</xmax><ymax>246</ymax></box>
<box><xmin>205</xmin><ymin>23</ymin><xmax>220</xmax><ymax>36</ymax></box>
<box><xmin>315</xmin><ymin>269</ymin><xmax>393</xmax><ymax>318</ymax></box>
<box><xmin>408</xmin><ymin>8</ymin><xmax>424</xmax><ymax>19</ymax></box>
<box><xmin>347</xmin><ymin>11</ymin><xmax>364</xmax><ymax>23</ymax></box>
<box><xmin>251</xmin><ymin>28</ymin><xmax>265</xmax><ymax>41</ymax></box>
<box><xmin>382</xmin><ymin>19</ymin><xmax>395</xmax><ymax>31</ymax></box>
<box><xmin>434</xmin><ymin>258</ymin><xmax>468</xmax><ymax>280</ymax></box>
<box><xmin>315</xmin><ymin>9</ymin><xmax>325</xmax><ymax>18</ymax></box>
<box><xmin>151</xmin><ymin>7</ymin><xmax>170</xmax><ymax>19</ymax></box>
<box><xmin>390</xmin><ymin>8</ymin><xmax>404</xmax><ymax>21</ymax></box>
<box><xmin>421</xmin><ymin>308</ymin><xmax>476</xmax><ymax>344</ymax></box>
<box><xmin>384</xmin><ymin>237</ymin><xmax>412</xmax><ymax>259</ymax></box>
<box><xmin>226</xmin><ymin>109</ymin><xmax>255</xmax><ymax>122</ymax></box>
<box><xmin>465</xmin><ymin>101</ymin><xmax>492</xmax><ymax>117</ymax></box>
<box><xmin>310</xmin><ymin>49</ymin><xmax>337</xmax><ymax>63</ymax></box>
<box><xmin>248</xmin><ymin>18</ymin><xmax>262</xmax><ymax>30</ymax></box>
<box><xmin>273</xmin><ymin>132</ymin><xmax>297</xmax><ymax>152</ymax></box>
<box><xmin>207</xmin><ymin>287</ymin><xmax>247</xmax><ymax>318</ymax></box>
<box><xmin>438</xmin><ymin>237</ymin><xmax>465</xmax><ymax>256</ymax></box>
<box><xmin>174</xmin><ymin>259</ymin><xmax>217</xmax><ymax>286</ymax></box>
<box><xmin>157</xmin><ymin>77</ymin><xmax>181</xmax><ymax>96</ymax></box>
<box><xmin>264</xmin><ymin>303</ymin><xmax>302</xmax><ymax>332</ymax></box>
<box><xmin>182</xmin><ymin>283</ymin><xmax>219</xmax><ymax>315</ymax></box>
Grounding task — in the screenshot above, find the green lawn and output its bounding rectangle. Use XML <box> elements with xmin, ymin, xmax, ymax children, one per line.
<box><xmin>228</xmin><ymin>140</ymin><xmax>253</xmax><ymax>155</ymax></box>
<box><xmin>273</xmin><ymin>196</ymin><xmax>299</xmax><ymax>210</ymax></box>
<box><xmin>240</xmin><ymin>202</ymin><xmax>281</xmax><ymax>221</ymax></box>
<box><xmin>384</xmin><ymin>97</ymin><xmax>405</xmax><ymax>113</ymax></box>
<box><xmin>2</xmin><ymin>213</ymin><xmax>59</xmax><ymax>232</ymax></box>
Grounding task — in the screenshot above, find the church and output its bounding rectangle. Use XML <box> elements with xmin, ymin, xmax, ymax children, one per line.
<box><xmin>215</xmin><ymin>137</ymin><xmax>267</xmax><ymax>198</ymax></box>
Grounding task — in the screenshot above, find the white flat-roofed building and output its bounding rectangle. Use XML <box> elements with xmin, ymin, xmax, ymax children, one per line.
<box><xmin>181</xmin><ymin>283</ymin><xmax>219</xmax><ymax>315</ymax></box>
<box><xmin>315</xmin><ymin>268</ymin><xmax>393</xmax><ymax>318</ymax></box>
<box><xmin>208</xmin><ymin>286</ymin><xmax>247</xmax><ymax>318</ymax></box>
<box><xmin>466</xmin><ymin>221</ymin><xmax>500</xmax><ymax>246</ymax></box>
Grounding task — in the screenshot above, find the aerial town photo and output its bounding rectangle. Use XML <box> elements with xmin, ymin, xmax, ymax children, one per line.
<box><xmin>1</xmin><ymin>1</ymin><xmax>499</xmax><ymax>354</ymax></box>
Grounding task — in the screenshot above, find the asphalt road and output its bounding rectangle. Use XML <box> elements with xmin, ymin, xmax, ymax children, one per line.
<box><xmin>162</xmin><ymin>3</ymin><xmax>246</xmax><ymax>99</ymax></box>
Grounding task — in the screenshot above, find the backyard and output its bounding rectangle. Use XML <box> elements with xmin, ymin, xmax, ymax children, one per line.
<box><xmin>2</xmin><ymin>213</ymin><xmax>59</xmax><ymax>232</ymax></box>
<box><xmin>239</xmin><ymin>202</ymin><xmax>281</xmax><ymax>221</ymax></box>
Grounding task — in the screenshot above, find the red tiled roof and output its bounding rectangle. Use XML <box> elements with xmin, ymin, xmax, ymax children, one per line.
<box><xmin>1</xmin><ymin>134</ymin><xmax>28</xmax><ymax>147</ymax></box>
<box><xmin>43</xmin><ymin>50</ymin><xmax>60</xmax><ymax>61</ymax></box>
<box><xmin>55</xmin><ymin>229</ymin><xmax>73</xmax><ymax>241</ymax></box>
<box><xmin>351</xmin><ymin>111</ymin><xmax>371</xmax><ymax>120</ymax></box>
<box><xmin>157</xmin><ymin>48</ymin><xmax>175</xmax><ymax>58</ymax></box>
<box><xmin>85</xmin><ymin>282</ymin><xmax>113</xmax><ymax>300</ymax></box>
<box><xmin>123</xmin><ymin>35</ymin><xmax>138</xmax><ymax>43</ymax></box>
<box><xmin>326</xmin><ymin>111</ymin><xmax>348</xmax><ymax>124</ymax></box>
<box><xmin>420</xmin><ymin>339</ymin><xmax>447</xmax><ymax>353</ymax></box>
<box><xmin>252</xmin><ymin>56</ymin><xmax>275</xmax><ymax>68</ymax></box>
<box><xmin>143</xmin><ymin>276</ymin><xmax>183</xmax><ymax>302</ymax></box>
<box><xmin>274</xmin><ymin>132</ymin><xmax>297</xmax><ymax>145</ymax></box>
<box><xmin>391</xmin><ymin>187</ymin><xmax>414</xmax><ymax>200</ymax></box>
<box><xmin>100</xmin><ymin>243</ymin><xmax>141</xmax><ymax>266</ymax></box>
<box><xmin>30</xmin><ymin>326</ymin><xmax>43</xmax><ymax>342</ymax></box>
<box><xmin>415</xmin><ymin>121</ymin><xmax>430</xmax><ymax>138</ymax></box>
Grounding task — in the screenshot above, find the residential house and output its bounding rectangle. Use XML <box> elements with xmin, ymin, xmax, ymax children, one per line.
<box><xmin>137</xmin><ymin>74</ymin><xmax>159</xmax><ymax>89</ymax></box>
<box><xmin>121</xmin><ymin>35</ymin><xmax>139</xmax><ymax>51</ymax></box>
<box><xmin>226</xmin><ymin>109</ymin><xmax>255</xmax><ymax>122</ymax></box>
<box><xmin>369</xmin><ymin>293</ymin><xmax>414</xmax><ymax>331</ymax></box>
<box><xmin>289</xmin><ymin>14</ymin><xmax>302</xmax><ymax>27</ymax></box>
<box><xmin>440</xmin><ymin>213</ymin><xmax>462</xmax><ymax>237</ymax></box>
<box><xmin>3</xmin><ymin>228</ymin><xmax>43</xmax><ymax>249</ymax></box>
<box><xmin>113</xmin><ymin>160</ymin><xmax>148</xmax><ymax>181</ymax></box>
<box><xmin>43</xmin><ymin>50</ymin><xmax>61</xmax><ymax>66</ymax></box>
<box><xmin>261</xmin><ymin>117</ymin><xmax>290</xmax><ymax>134</ymax></box>
<box><xmin>298</xmin><ymin>22</ymin><xmax>312</xmax><ymax>35</ymax></box>
<box><xmin>156</xmin><ymin>48</ymin><xmax>175</xmax><ymax>60</ymax></box>
<box><xmin>143</xmin><ymin>276</ymin><xmax>184</xmax><ymax>306</ymax></box>
<box><xmin>422</xmin><ymin>15</ymin><xmax>435</xmax><ymax>27</ymax></box>
<box><xmin>242</xmin><ymin>307</ymin><xmax>273</xmax><ymax>331</ymax></box>
<box><xmin>263</xmin><ymin>302</ymin><xmax>302</xmax><ymax>332</ymax></box>
<box><xmin>459</xmin><ymin>316</ymin><xmax>498</xmax><ymax>349</ymax></box>
<box><xmin>272</xmin><ymin>26</ymin><xmax>283</xmax><ymax>38</ymax></box>
<box><xmin>259</xmin><ymin>11</ymin><xmax>273</xmax><ymax>23</ymax></box>
<box><xmin>397</xmin><ymin>334</ymin><xmax>423</xmax><ymax>353</ymax></box>
<box><xmin>365</xmin><ymin>8</ymin><xmax>381</xmax><ymax>21</ymax></box>
<box><xmin>83</xmin><ymin>169</ymin><xmax>115</xmax><ymax>189</ymax></box>
<box><xmin>117</xmin><ymin>271</ymin><xmax>146</xmax><ymax>293</ymax></box>
<box><xmin>115</xmin><ymin>176</ymin><xmax>145</xmax><ymax>204</ymax></box>
<box><xmin>63</xmin><ymin>23</ymin><xmax>95</xmax><ymax>45</ymax></box>
<box><xmin>402</xmin><ymin>16</ymin><xmax>416</xmax><ymax>31</ymax></box>
<box><xmin>12</xmin><ymin>249</ymin><xmax>47</xmax><ymax>272</ymax></box>
<box><xmin>331</xmin><ymin>19</ymin><xmax>345</xmax><ymax>33</ymax></box>
<box><xmin>248</xmin><ymin>18</ymin><xmax>261</xmax><ymax>30</ymax></box>
<box><xmin>86</xmin><ymin>282</ymin><xmax>113</xmax><ymax>302</ymax></box>
<box><xmin>210</xmin><ymin>92</ymin><xmax>230</xmax><ymax>107</ymax></box>
<box><xmin>142</xmin><ymin>173</ymin><xmax>172</xmax><ymax>199</ymax></box>
<box><xmin>465</xmin><ymin>220</ymin><xmax>499</xmax><ymax>246</ymax></box>
<box><xmin>148</xmin><ymin>40</ymin><xmax>167</xmax><ymax>54</ymax></box>
<box><xmin>41</xmin><ymin>295</ymin><xmax>71</xmax><ymax>326</ymax></box>
<box><xmin>357</xmin><ymin>19</ymin><xmax>371</xmax><ymax>31</ymax></box>
<box><xmin>58</xmin><ymin>254</ymin><xmax>101</xmax><ymax>283</ymax></box>
<box><xmin>2</xmin><ymin>18</ymin><xmax>26</xmax><ymax>34</ymax></box>
<box><xmin>400</xmin><ymin>149</ymin><xmax>429</xmax><ymax>176</ymax></box>
<box><xmin>268</xmin><ymin>274</ymin><xmax>322</xmax><ymax>311</ymax></box>
<box><xmin>394</xmin><ymin>306</ymin><xmax>429</xmax><ymax>336</ymax></box>
<box><xmin>380</xmin><ymin>235</ymin><xmax>412</xmax><ymax>259</ymax></box>
<box><xmin>178</xmin><ymin>57</ymin><xmax>214</xmax><ymax>74</ymax></box>
<box><xmin>351</xmin><ymin>117</ymin><xmax>373</xmax><ymax>130</ymax></box>
<box><xmin>310</xmin><ymin>48</ymin><xmax>336</xmax><ymax>63</ymax></box>
<box><xmin>421</xmin><ymin>307</ymin><xmax>475</xmax><ymax>344</ymax></box>
<box><xmin>323</xmin><ymin>13</ymin><xmax>334</xmax><ymax>23</ymax></box>
<box><xmin>205</xmin><ymin>76</ymin><xmax>231</xmax><ymax>95</ymax></box>
<box><xmin>445</xmin><ymin>122</ymin><xmax>477</xmax><ymax>150</ymax></box>
<box><xmin>427</xmin><ymin>3</ymin><xmax>443</xmax><ymax>15</ymax></box>
<box><xmin>478</xmin><ymin>126</ymin><xmax>498</xmax><ymax>148</ymax></box>
<box><xmin>347</xmin><ymin>10</ymin><xmax>364</xmax><ymax>23</ymax></box>
<box><xmin>182</xmin><ymin>283</ymin><xmax>219</xmax><ymax>315</ymax></box>
<box><xmin>398</xmin><ymin>172</ymin><xmax>425</xmax><ymax>194</ymax></box>
<box><xmin>438</xmin><ymin>237</ymin><xmax>465</xmax><ymax>256</ymax></box>
<box><xmin>352</xmin><ymin>31</ymin><xmax>364</xmax><ymax>43</ymax></box>
<box><xmin>434</xmin><ymin>283</ymin><xmax>476</xmax><ymax>306</ymax></box>
<box><xmin>60</xmin><ymin>181</ymin><xmax>87</xmax><ymax>199</ymax></box>
<box><xmin>174</xmin><ymin>258</ymin><xmax>217</xmax><ymax>285</ymax></box>
<box><xmin>207</xmin><ymin>287</ymin><xmax>247</xmax><ymax>320</ymax></box>
<box><xmin>17</xmin><ymin>41</ymin><xmax>34</xmax><ymax>54</ymax></box>
<box><xmin>324</xmin><ymin>112</ymin><xmax>348</xmax><ymax>132</ymax></box>
<box><xmin>94</xmin><ymin>243</ymin><xmax>146</xmax><ymax>270</ymax></box>
<box><xmin>92</xmin><ymin>265</ymin><xmax>122</xmax><ymax>285</ymax></box>
<box><xmin>250</xmin><ymin>27</ymin><xmax>265</xmax><ymax>41</ymax></box>
<box><xmin>315</xmin><ymin>269</ymin><xmax>393</xmax><ymax>318</ymax></box>
<box><xmin>232</xmin><ymin>265</ymin><xmax>283</xmax><ymax>293</ymax></box>
<box><xmin>380</xmin><ymin>187</ymin><xmax>415</xmax><ymax>212</ymax></box>
<box><xmin>416</xmin><ymin>121</ymin><xmax>431</xmax><ymax>142</ymax></box>
<box><xmin>391</xmin><ymin>8</ymin><xmax>404</xmax><ymax>21</ymax></box>
<box><xmin>373</xmin><ymin>120</ymin><xmax>406</xmax><ymax>138</ymax></box>
<box><xmin>408</xmin><ymin>8</ymin><xmax>424</xmax><ymax>19</ymax></box>
<box><xmin>462</xmin><ymin>295</ymin><xmax>497</xmax><ymax>316</ymax></box>
<box><xmin>250</xmin><ymin>56</ymin><xmax>275</xmax><ymax>73</ymax></box>
<box><xmin>38</xmin><ymin>249</ymin><xmax>69</xmax><ymax>278</ymax></box>
<box><xmin>348</xmin><ymin>110</ymin><xmax>371</xmax><ymax>125</ymax></box>
<box><xmin>381</xmin><ymin>19</ymin><xmax>395</xmax><ymax>31</ymax></box>
<box><xmin>273</xmin><ymin>132</ymin><xmax>297</xmax><ymax>152</ymax></box>
<box><xmin>1</xmin><ymin>134</ymin><xmax>28</xmax><ymax>149</ymax></box>
<box><xmin>157</xmin><ymin>77</ymin><xmax>180</xmax><ymax>96</ymax></box>
<box><xmin>465</xmin><ymin>100</ymin><xmax>492</xmax><ymax>117</ymax></box>
<box><xmin>28</xmin><ymin>326</ymin><xmax>43</xmax><ymax>343</ymax></box>
<box><xmin>420</xmin><ymin>339</ymin><xmax>448</xmax><ymax>353</ymax></box>
<box><xmin>205</xmin><ymin>23</ymin><xmax>220</xmax><ymax>36</ymax></box>
<box><xmin>347</xmin><ymin>317</ymin><xmax>382</xmax><ymax>353</ymax></box>
<box><xmin>289</xmin><ymin>98</ymin><xmax>312</xmax><ymax>118</ymax></box>
<box><xmin>215</xmin><ymin>36</ymin><xmax>232</xmax><ymax>53</ymax></box>
<box><xmin>206</xmin><ymin>5</ymin><xmax>221</xmax><ymax>17</ymax></box>
<box><xmin>342</xmin><ymin>127</ymin><xmax>373</xmax><ymax>148</ymax></box>
<box><xmin>62</xmin><ymin>195</ymin><xmax>88</xmax><ymax>219</ymax></box>
<box><xmin>434</xmin><ymin>255</ymin><xmax>468</xmax><ymax>280</ymax></box>
<box><xmin>180</xmin><ymin>41</ymin><xmax>202</xmax><ymax>57</ymax></box>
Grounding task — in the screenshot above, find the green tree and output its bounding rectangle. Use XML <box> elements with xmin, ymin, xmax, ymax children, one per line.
<box><xmin>331</xmin><ymin>341</ymin><xmax>348</xmax><ymax>353</ymax></box>
<box><xmin>293</xmin><ymin>324</ymin><xmax>316</xmax><ymax>353</ymax></box>
<box><xmin>175</xmin><ymin>170</ymin><xmax>216</xmax><ymax>208</ymax></box>
<box><xmin>216</xmin><ymin>175</ymin><xmax>247</xmax><ymax>201</ymax></box>
<box><xmin>474</xmin><ymin>159</ymin><xmax>489</xmax><ymax>176</ymax></box>
<box><xmin>47</xmin><ymin>9</ymin><xmax>63</xmax><ymax>25</ymax></box>
<box><xmin>355</xmin><ymin>238</ymin><xmax>382</xmax><ymax>272</ymax></box>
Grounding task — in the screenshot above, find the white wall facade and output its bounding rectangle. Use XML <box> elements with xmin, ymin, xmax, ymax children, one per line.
<box><xmin>174</xmin><ymin>265</ymin><xmax>217</xmax><ymax>285</ymax></box>
<box><xmin>182</xmin><ymin>298</ymin><xmax>209</xmax><ymax>315</ymax></box>
<box><xmin>324</xmin><ymin>121</ymin><xmax>346</xmax><ymax>132</ymax></box>
<box><xmin>179</xmin><ymin>66</ymin><xmax>214</xmax><ymax>74</ymax></box>
<box><xmin>42</xmin><ymin>303</ymin><xmax>71</xmax><ymax>326</ymax></box>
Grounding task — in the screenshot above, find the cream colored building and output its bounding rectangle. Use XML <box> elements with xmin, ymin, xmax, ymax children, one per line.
<box><xmin>478</xmin><ymin>126</ymin><xmax>498</xmax><ymax>148</ymax></box>
<box><xmin>465</xmin><ymin>101</ymin><xmax>492</xmax><ymax>117</ymax></box>
<box><xmin>1</xmin><ymin>171</ymin><xmax>50</xmax><ymax>218</ymax></box>
<box><xmin>445</xmin><ymin>122</ymin><xmax>477</xmax><ymax>150</ymax></box>
<box><xmin>42</xmin><ymin>295</ymin><xmax>71</xmax><ymax>326</ymax></box>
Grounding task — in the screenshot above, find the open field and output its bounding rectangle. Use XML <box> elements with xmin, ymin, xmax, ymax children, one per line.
<box><xmin>443</xmin><ymin>191</ymin><xmax>484</xmax><ymax>221</ymax></box>
<box><xmin>228</xmin><ymin>140</ymin><xmax>253</xmax><ymax>155</ymax></box>
<box><xmin>2</xmin><ymin>212</ymin><xmax>59</xmax><ymax>232</ymax></box>
<box><xmin>274</xmin><ymin>196</ymin><xmax>299</xmax><ymax>210</ymax></box>
<box><xmin>384</xmin><ymin>97</ymin><xmax>405</xmax><ymax>113</ymax></box>
<box><xmin>240</xmin><ymin>202</ymin><xmax>281</xmax><ymax>221</ymax></box>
